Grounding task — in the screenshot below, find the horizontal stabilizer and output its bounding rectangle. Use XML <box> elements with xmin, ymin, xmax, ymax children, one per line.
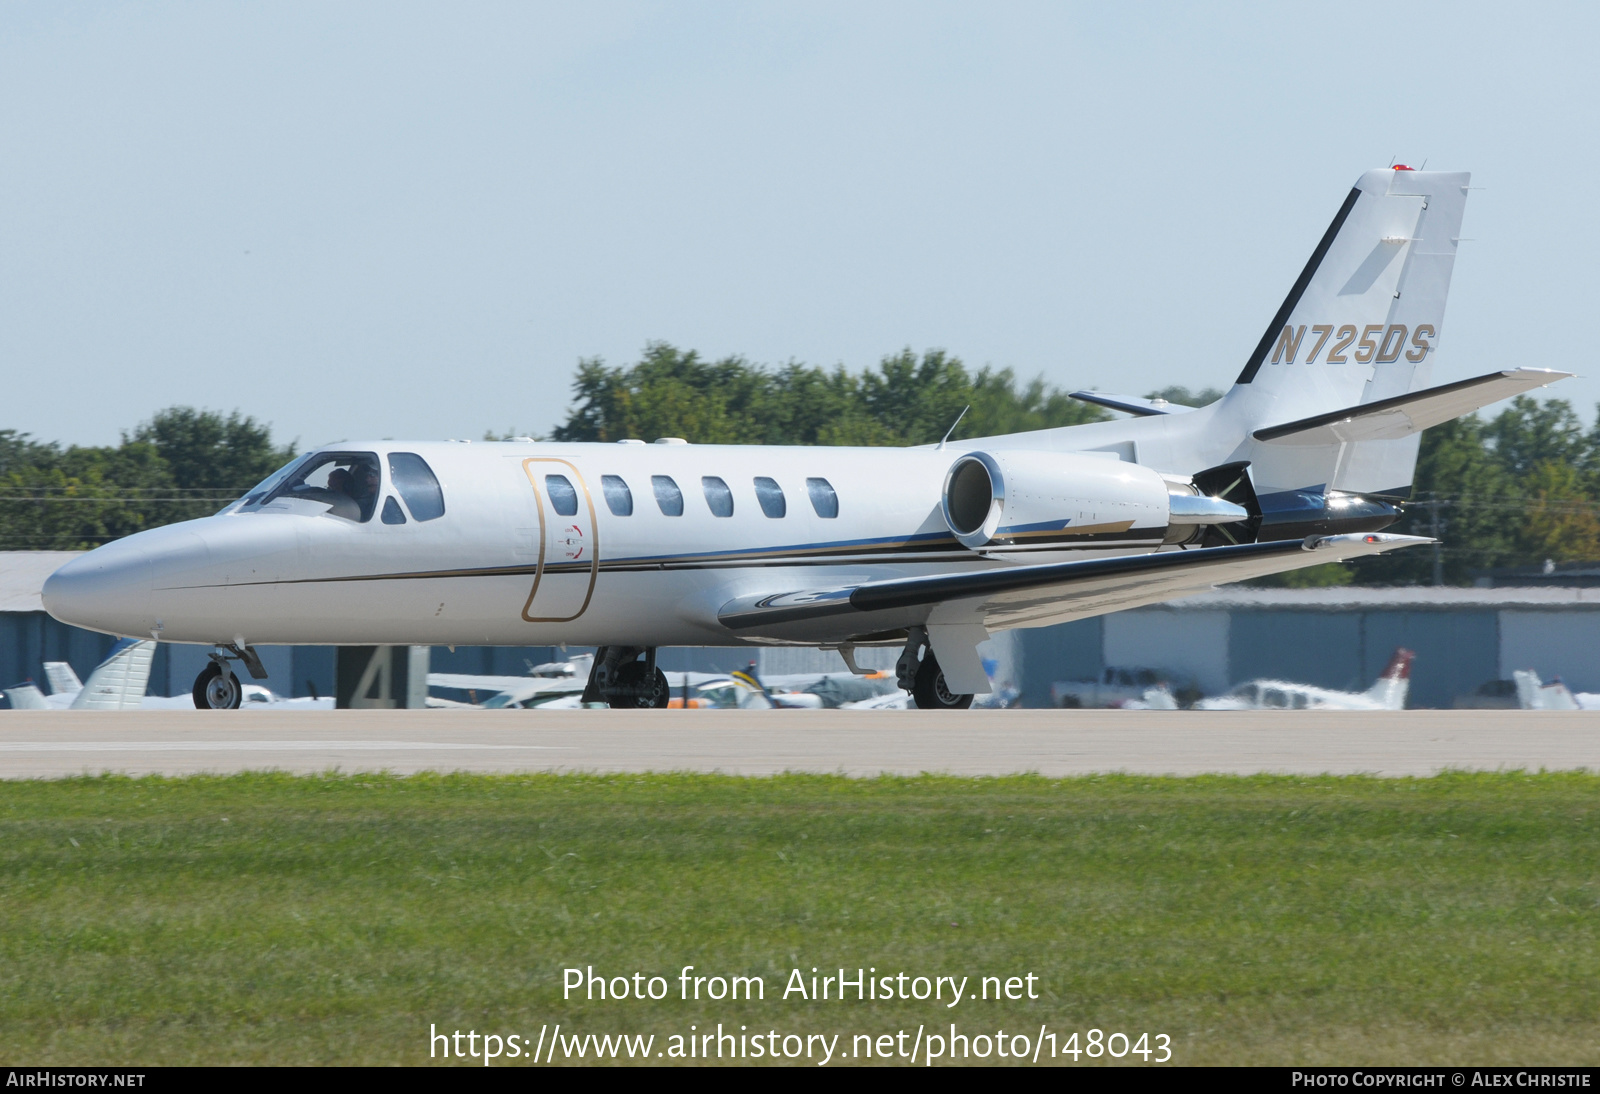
<box><xmin>1068</xmin><ymin>391</ymin><xmax>1197</xmax><ymax>417</ymax></box>
<box><xmin>719</xmin><ymin>533</ymin><xmax>1431</xmax><ymax>641</ymax></box>
<box><xmin>1253</xmin><ymin>369</ymin><xmax>1571</xmax><ymax>446</ymax></box>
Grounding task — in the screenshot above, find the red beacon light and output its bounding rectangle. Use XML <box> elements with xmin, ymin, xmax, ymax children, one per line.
<box><xmin>1392</xmin><ymin>164</ymin><xmax>1415</xmax><ymax>171</ymax></box>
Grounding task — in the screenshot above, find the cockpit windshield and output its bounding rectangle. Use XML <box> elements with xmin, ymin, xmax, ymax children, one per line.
<box><xmin>232</xmin><ymin>454</ymin><xmax>313</xmax><ymax>511</ymax></box>
<box><xmin>257</xmin><ymin>451</ymin><xmax>383</xmax><ymax>522</ymax></box>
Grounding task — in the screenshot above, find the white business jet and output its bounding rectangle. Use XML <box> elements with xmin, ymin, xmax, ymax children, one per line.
<box><xmin>43</xmin><ymin>168</ymin><xmax>1569</xmax><ymax>709</ymax></box>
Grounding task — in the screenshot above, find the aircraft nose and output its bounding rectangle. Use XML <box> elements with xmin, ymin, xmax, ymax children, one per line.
<box><xmin>42</xmin><ymin>538</ymin><xmax>155</xmax><ymax>637</ymax></box>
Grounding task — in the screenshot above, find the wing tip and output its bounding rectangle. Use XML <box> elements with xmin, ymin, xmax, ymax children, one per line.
<box><xmin>1305</xmin><ymin>533</ymin><xmax>1435</xmax><ymax>552</ymax></box>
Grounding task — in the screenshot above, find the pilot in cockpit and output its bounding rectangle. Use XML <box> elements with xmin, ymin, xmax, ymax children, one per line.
<box><xmin>318</xmin><ymin>465</ymin><xmax>363</xmax><ymax>521</ymax></box>
<box><xmin>346</xmin><ymin>461</ymin><xmax>381</xmax><ymax>521</ymax></box>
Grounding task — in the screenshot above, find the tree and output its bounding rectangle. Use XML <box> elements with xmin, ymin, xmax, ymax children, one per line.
<box><xmin>1145</xmin><ymin>385</ymin><xmax>1224</xmax><ymax>408</ymax></box>
<box><xmin>550</xmin><ymin>342</ymin><xmax>1107</xmax><ymax>446</ymax></box>
<box><xmin>0</xmin><ymin>408</ymin><xmax>294</xmax><ymax>550</ymax></box>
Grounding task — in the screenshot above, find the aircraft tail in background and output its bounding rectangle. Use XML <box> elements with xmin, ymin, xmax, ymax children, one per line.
<box><xmin>1363</xmin><ymin>647</ymin><xmax>1415</xmax><ymax>711</ymax></box>
<box><xmin>68</xmin><ymin>639</ymin><xmax>155</xmax><ymax>711</ymax></box>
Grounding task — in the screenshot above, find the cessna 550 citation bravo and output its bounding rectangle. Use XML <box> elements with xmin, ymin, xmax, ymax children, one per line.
<box><xmin>43</xmin><ymin>168</ymin><xmax>1569</xmax><ymax>709</ymax></box>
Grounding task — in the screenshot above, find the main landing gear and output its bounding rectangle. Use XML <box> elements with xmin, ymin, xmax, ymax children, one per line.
<box><xmin>192</xmin><ymin>643</ymin><xmax>268</xmax><ymax>710</ymax></box>
<box><xmin>583</xmin><ymin>646</ymin><xmax>670</xmax><ymax>709</ymax></box>
<box><xmin>897</xmin><ymin>626</ymin><xmax>974</xmax><ymax>711</ymax></box>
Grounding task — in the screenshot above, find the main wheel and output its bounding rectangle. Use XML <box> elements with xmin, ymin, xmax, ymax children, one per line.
<box><xmin>911</xmin><ymin>653</ymin><xmax>973</xmax><ymax>710</ymax></box>
<box><xmin>608</xmin><ymin>662</ymin><xmax>670</xmax><ymax>709</ymax></box>
<box><xmin>193</xmin><ymin>662</ymin><xmax>242</xmax><ymax>709</ymax></box>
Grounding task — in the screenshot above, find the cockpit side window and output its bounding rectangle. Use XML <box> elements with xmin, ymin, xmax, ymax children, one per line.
<box><xmin>381</xmin><ymin>497</ymin><xmax>407</xmax><ymax>524</ymax></box>
<box><xmin>389</xmin><ymin>453</ymin><xmax>446</xmax><ymax>521</ymax></box>
<box><xmin>262</xmin><ymin>452</ymin><xmax>382</xmax><ymax>522</ymax></box>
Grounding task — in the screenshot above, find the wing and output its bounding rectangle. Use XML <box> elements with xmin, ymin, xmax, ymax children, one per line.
<box><xmin>717</xmin><ymin>533</ymin><xmax>1431</xmax><ymax>644</ymax></box>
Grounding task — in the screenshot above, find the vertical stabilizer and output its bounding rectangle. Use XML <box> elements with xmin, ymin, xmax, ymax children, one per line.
<box><xmin>1229</xmin><ymin>168</ymin><xmax>1470</xmax><ymax>494</ymax></box>
<box><xmin>69</xmin><ymin>639</ymin><xmax>156</xmax><ymax>711</ymax></box>
<box><xmin>4</xmin><ymin>684</ymin><xmax>50</xmax><ymax>710</ymax></box>
<box><xmin>1364</xmin><ymin>647</ymin><xmax>1414</xmax><ymax>710</ymax></box>
<box><xmin>42</xmin><ymin>661</ymin><xmax>83</xmax><ymax>698</ymax></box>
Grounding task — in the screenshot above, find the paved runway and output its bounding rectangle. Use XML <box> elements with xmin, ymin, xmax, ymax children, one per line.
<box><xmin>0</xmin><ymin>708</ymin><xmax>1596</xmax><ymax>778</ymax></box>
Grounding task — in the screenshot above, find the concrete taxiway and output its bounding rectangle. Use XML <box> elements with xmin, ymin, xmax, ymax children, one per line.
<box><xmin>0</xmin><ymin>708</ymin><xmax>1596</xmax><ymax>778</ymax></box>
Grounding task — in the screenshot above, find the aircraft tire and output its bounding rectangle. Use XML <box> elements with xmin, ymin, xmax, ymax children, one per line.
<box><xmin>608</xmin><ymin>662</ymin><xmax>670</xmax><ymax>709</ymax></box>
<box><xmin>193</xmin><ymin>662</ymin><xmax>242</xmax><ymax>709</ymax></box>
<box><xmin>911</xmin><ymin>654</ymin><xmax>973</xmax><ymax>711</ymax></box>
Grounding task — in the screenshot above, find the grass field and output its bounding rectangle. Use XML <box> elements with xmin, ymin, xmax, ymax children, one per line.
<box><xmin>1</xmin><ymin>771</ymin><xmax>1596</xmax><ymax>1066</ymax></box>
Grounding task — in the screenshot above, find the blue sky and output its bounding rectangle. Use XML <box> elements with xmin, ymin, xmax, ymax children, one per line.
<box><xmin>2</xmin><ymin>1</ymin><xmax>1596</xmax><ymax>448</ymax></box>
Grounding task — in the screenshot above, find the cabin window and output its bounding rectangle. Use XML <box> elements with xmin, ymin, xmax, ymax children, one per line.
<box><xmin>545</xmin><ymin>474</ymin><xmax>579</xmax><ymax>516</ymax></box>
<box><xmin>652</xmin><ymin>475</ymin><xmax>684</xmax><ymax>516</ymax></box>
<box><xmin>754</xmin><ymin>477</ymin><xmax>786</xmax><ymax>518</ymax></box>
<box><xmin>381</xmin><ymin>497</ymin><xmax>407</xmax><ymax>525</ymax></box>
<box><xmin>702</xmin><ymin>476</ymin><xmax>734</xmax><ymax>517</ymax></box>
<box><xmin>263</xmin><ymin>451</ymin><xmax>382</xmax><ymax>523</ymax></box>
<box><xmin>806</xmin><ymin>477</ymin><xmax>839</xmax><ymax>518</ymax></box>
<box><xmin>601</xmin><ymin>474</ymin><xmax>633</xmax><ymax>516</ymax></box>
<box><xmin>388</xmin><ymin>452</ymin><xmax>446</xmax><ymax>521</ymax></box>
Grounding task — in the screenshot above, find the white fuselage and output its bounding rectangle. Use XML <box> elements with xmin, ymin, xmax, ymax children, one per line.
<box><xmin>42</xmin><ymin>437</ymin><xmax>1175</xmax><ymax>649</ymax></box>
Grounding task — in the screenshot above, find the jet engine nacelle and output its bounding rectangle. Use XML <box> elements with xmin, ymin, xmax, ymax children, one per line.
<box><xmin>941</xmin><ymin>450</ymin><xmax>1172</xmax><ymax>550</ymax></box>
<box><xmin>941</xmin><ymin>450</ymin><xmax>1255</xmax><ymax>551</ymax></box>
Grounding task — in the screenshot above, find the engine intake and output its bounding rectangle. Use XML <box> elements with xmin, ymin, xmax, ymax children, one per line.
<box><xmin>940</xmin><ymin>450</ymin><xmax>1170</xmax><ymax>551</ymax></box>
<box><xmin>941</xmin><ymin>451</ymin><xmax>1264</xmax><ymax>552</ymax></box>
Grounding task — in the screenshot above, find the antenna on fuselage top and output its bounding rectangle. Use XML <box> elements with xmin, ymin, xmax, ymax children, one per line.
<box><xmin>936</xmin><ymin>405</ymin><xmax>970</xmax><ymax>450</ymax></box>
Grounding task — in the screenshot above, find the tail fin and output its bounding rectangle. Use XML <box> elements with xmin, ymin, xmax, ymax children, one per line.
<box><xmin>42</xmin><ymin>661</ymin><xmax>83</xmax><ymax>698</ymax></box>
<box><xmin>69</xmin><ymin>639</ymin><xmax>155</xmax><ymax>711</ymax></box>
<box><xmin>731</xmin><ymin>664</ymin><xmax>775</xmax><ymax>709</ymax></box>
<box><xmin>1364</xmin><ymin>647</ymin><xmax>1414</xmax><ymax>710</ymax></box>
<box><xmin>1228</xmin><ymin>168</ymin><xmax>1471</xmax><ymax>494</ymax></box>
<box><xmin>1513</xmin><ymin>669</ymin><xmax>1579</xmax><ymax>711</ymax></box>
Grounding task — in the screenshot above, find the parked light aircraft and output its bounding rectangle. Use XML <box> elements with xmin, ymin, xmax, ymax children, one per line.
<box><xmin>42</xmin><ymin>168</ymin><xmax>1570</xmax><ymax>709</ymax></box>
<box><xmin>3</xmin><ymin>639</ymin><xmax>155</xmax><ymax>710</ymax></box>
<box><xmin>1511</xmin><ymin>670</ymin><xmax>1600</xmax><ymax>711</ymax></box>
<box><xmin>1194</xmin><ymin>648</ymin><xmax>1414</xmax><ymax>711</ymax></box>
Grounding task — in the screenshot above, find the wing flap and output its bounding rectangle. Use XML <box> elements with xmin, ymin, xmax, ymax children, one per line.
<box><xmin>1252</xmin><ymin>369</ymin><xmax>1570</xmax><ymax>446</ymax></box>
<box><xmin>718</xmin><ymin>533</ymin><xmax>1432</xmax><ymax>642</ymax></box>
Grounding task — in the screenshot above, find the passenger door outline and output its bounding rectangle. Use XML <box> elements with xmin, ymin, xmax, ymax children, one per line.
<box><xmin>520</xmin><ymin>457</ymin><xmax>600</xmax><ymax>623</ymax></box>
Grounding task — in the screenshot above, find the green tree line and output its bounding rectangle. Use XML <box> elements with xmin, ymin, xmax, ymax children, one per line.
<box><xmin>4</xmin><ymin>346</ymin><xmax>1598</xmax><ymax>582</ymax></box>
<box><xmin>1338</xmin><ymin>396</ymin><xmax>1600</xmax><ymax>585</ymax></box>
<box><xmin>0</xmin><ymin>409</ymin><xmax>295</xmax><ymax>550</ymax></box>
<box><xmin>550</xmin><ymin>343</ymin><xmax>1108</xmax><ymax>445</ymax></box>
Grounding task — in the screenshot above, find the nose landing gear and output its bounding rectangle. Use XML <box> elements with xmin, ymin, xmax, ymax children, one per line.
<box><xmin>193</xmin><ymin>662</ymin><xmax>242</xmax><ymax>709</ymax></box>
<box><xmin>191</xmin><ymin>643</ymin><xmax>269</xmax><ymax>710</ymax></box>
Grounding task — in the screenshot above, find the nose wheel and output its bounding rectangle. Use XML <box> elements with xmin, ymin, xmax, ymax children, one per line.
<box><xmin>193</xmin><ymin>662</ymin><xmax>243</xmax><ymax>709</ymax></box>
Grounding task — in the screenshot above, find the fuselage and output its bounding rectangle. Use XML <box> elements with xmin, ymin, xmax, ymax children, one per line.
<box><xmin>42</xmin><ymin>436</ymin><xmax>1174</xmax><ymax>649</ymax></box>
